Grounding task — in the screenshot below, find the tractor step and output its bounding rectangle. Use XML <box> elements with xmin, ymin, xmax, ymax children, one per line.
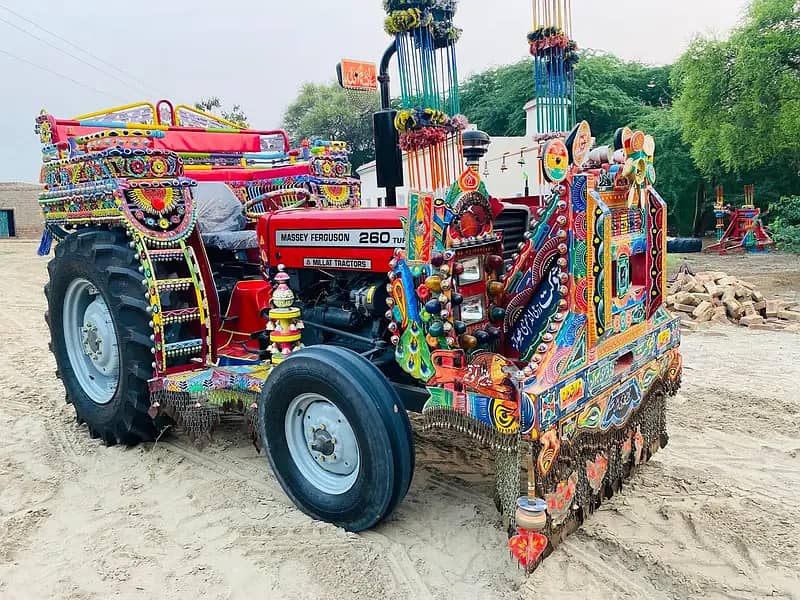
<box><xmin>147</xmin><ymin>248</ymin><xmax>186</xmax><ymax>262</ymax></box>
<box><xmin>156</xmin><ymin>277</ymin><xmax>195</xmax><ymax>291</ymax></box>
<box><xmin>161</xmin><ymin>307</ymin><xmax>201</xmax><ymax>324</ymax></box>
<box><xmin>164</xmin><ymin>338</ymin><xmax>204</xmax><ymax>357</ymax></box>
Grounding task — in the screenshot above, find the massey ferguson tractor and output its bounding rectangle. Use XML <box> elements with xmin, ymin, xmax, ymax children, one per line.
<box><xmin>35</xmin><ymin>96</ymin><xmax>681</xmax><ymax>569</ymax></box>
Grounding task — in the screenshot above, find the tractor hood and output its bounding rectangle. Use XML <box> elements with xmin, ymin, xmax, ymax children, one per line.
<box><xmin>256</xmin><ymin>207</ymin><xmax>406</xmax><ymax>273</ymax></box>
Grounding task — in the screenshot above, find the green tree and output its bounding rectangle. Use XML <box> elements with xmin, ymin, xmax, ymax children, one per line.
<box><xmin>575</xmin><ymin>52</ymin><xmax>672</xmax><ymax>143</ymax></box>
<box><xmin>459</xmin><ymin>53</ymin><xmax>701</xmax><ymax>234</ymax></box>
<box><xmin>770</xmin><ymin>195</ymin><xmax>800</xmax><ymax>252</ymax></box>
<box><xmin>282</xmin><ymin>82</ymin><xmax>379</xmax><ymax>170</ymax></box>
<box><xmin>194</xmin><ymin>97</ymin><xmax>249</xmax><ymax>127</ymax></box>
<box><xmin>630</xmin><ymin>108</ymin><xmax>705</xmax><ymax>236</ymax></box>
<box><xmin>459</xmin><ymin>52</ymin><xmax>672</xmax><ymax>142</ymax></box>
<box><xmin>672</xmin><ymin>0</ymin><xmax>800</xmax><ymax>177</ymax></box>
<box><xmin>459</xmin><ymin>60</ymin><xmax>533</xmax><ymax>136</ymax></box>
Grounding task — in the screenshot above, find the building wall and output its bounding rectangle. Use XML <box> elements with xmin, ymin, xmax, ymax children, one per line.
<box><xmin>356</xmin><ymin>98</ymin><xmax>589</xmax><ymax>207</ymax></box>
<box><xmin>0</xmin><ymin>182</ymin><xmax>42</xmax><ymax>238</ymax></box>
<box><xmin>357</xmin><ymin>135</ymin><xmax>547</xmax><ymax>206</ymax></box>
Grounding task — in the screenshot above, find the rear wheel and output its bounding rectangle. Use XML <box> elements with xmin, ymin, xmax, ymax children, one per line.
<box><xmin>259</xmin><ymin>345</ymin><xmax>414</xmax><ymax>531</ymax></box>
<box><xmin>666</xmin><ymin>237</ymin><xmax>702</xmax><ymax>253</ymax></box>
<box><xmin>46</xmin><ymin>228</ymin><xmax>157</xmax><ymax>445</ymax></box>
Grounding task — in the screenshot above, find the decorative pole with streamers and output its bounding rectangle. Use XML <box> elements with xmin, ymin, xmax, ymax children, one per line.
<box><xmin>383</xmin><ymin>0</ymin><xmax>469</xmax><ymax>198</ymax></box>
<box><xmin>528</xmin><ymin>0</ymin><xmax>578</xmax><ymax>135</ymax></box>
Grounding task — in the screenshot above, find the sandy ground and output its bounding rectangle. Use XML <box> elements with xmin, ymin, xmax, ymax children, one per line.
<box><xmin>1</xmin><ymin>239</ymin><xmax>799</xmax><ymax>600</ymax></box>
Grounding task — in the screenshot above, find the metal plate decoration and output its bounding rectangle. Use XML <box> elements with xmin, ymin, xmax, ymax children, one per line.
<box><xmin>119</xmin><ymin>179</ymin><xmax>197</xmax><ymax>245</ymax></box>
<box><xmin>450</xmin><ymin>191</ymin><xmax>492</xmax><ymax>241</ymax></box>
<box><xmin>567</xmin><ymin>120</ymin><xmax>592</xmax><ymax>167</ymax></box>
<box><xmin>545</xmin><ymin>472</ymin><xmax>578</xmax><ymax>526</ymax></box>
<box><xmin>614</xmin><ymin>126</ymin><xmax>633</xmax><ymax>153</ymax></box>
<box><xmin>600</xmin><ymin>379</ymin><xmax>642</xmax><ymax>429</ymax></box>
<box><xmin>337</xmin><ymin>59</ymin><xmax>378</xmax><ymax>91</ymax></box>
<box><xmin>643</xmin><ymin>134</ymin><xmax>655</xmax><ymax>157</ymax></box>
<box><xmin>629</xmin><ymin>130</ymin><xmax>646</xmax><ymax>154</ymax></box>
<box><xmin>633</xmin><ymin>157</ymin><xmax>648</xmax><ymax>185</ymax></box>
<box><xmin>406</xmin><ymin>190</ymin><xmax>434</xmax><ymax>262</ymax></box>
<box><xmin>537</xmin><ymin>429</ymin><xmax>561</xmax><ymax>477</ymax></box>
<box><xmin>646</xmin><ymin>161</ymin><xmax>657</xmax><ymax>185</ymax></box>
<box><xmin>507</xmin><ymin>258</ymin><xmax>562</xmax><ymax>361</ymax></box>
<box><xmin>541</xmin><ymin>138</ymin><xmax>569</xmax><ymax>183</ymax></box>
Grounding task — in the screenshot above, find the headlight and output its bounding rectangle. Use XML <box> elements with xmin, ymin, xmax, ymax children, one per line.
<box><xmin>460</xmin><ymin>294</ymin><xmax>486</xmax><ymax>325</ymax></box>
<box><xmin>458</xmin><ymin>256</ymin><xmax>483</xmax><ymax>284</ymax></box>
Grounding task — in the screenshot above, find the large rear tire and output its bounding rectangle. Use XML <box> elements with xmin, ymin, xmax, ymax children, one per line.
<box><xmin>46</xmin><ymin>228</ymin><xmax>157</xmax><ymax>445</ymax></box>
<box><xmin>666</xmin><ymin>237</ymin><xmax>703</xmax><ymax>253</ymax></box>
<box><xmin>259</xmin><ymin>345</ymin><xmax>414</xmax><ymax>532</ymax></box>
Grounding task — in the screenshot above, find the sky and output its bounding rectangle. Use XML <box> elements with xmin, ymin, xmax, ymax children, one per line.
<box><xmin>0</xmin><ymin>0</ymin><xmax>750</xmax><ymax>183</ymax></box>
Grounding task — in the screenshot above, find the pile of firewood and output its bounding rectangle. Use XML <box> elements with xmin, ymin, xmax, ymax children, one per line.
<box><xmin>666</xmin><ymin>271</ymin><xmax>800</xmax><ymax>331</ymax></box>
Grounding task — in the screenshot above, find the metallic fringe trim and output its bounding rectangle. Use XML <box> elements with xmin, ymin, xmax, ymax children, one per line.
<box><xmin>244</xmin><ymin>401</ymin><xmax>262</xmax><ymax>452</ymax></box>
<box><xmin>150</xmin><ymin>389</ymin><xmax>260</xmax><ymax>448</ymax></box>
<box><xmin>515</xmin><ymin>380</ymin><xmax>675</xmax><ymax>574</ymax></box>
<box><xmin>422</xmin><ymin>407</ymin><xmax>519</xmax><ymax>452</ymax></box>
<box><xmin>495</xmin><ymin>442</ymin><xmax>525</xmax><ymax>532</ymax></box>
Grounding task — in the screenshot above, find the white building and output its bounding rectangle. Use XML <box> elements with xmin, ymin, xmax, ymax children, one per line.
<box><xmin>357</xmin><ymin>99</ymin><xmax>561</xmax><ymax>206</ymax></box>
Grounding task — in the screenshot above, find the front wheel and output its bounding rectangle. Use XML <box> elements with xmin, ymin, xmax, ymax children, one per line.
<box><xmin>259</xmin><ymin>345</ymin><xmax>414</xmax><ymax>532</ymax></box>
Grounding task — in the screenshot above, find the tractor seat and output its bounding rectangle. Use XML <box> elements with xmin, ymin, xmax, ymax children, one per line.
<box><xmin>194</xmin><ymin>182</ymin><xmax>259</xmax><ymax>251</ymax></box>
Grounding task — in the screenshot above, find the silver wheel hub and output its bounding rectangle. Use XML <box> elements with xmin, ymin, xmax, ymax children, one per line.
<box><xmin>80</xmin><ymin>300</ymin><xmax>116</xmax><ymax>374</ymax></box>
<box><xmin>63</xmin><ymin>278</ymin><xmax>120</xmax><ymax>405</ymax></box>
<box><xmin>285</xmin><ymin>393</ymin><xmax>360</xmax><ymax>494</ymax></box>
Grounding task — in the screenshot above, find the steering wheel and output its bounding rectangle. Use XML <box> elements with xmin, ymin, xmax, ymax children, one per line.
<box><xmin>243</xmin><ymin>188</ymin><xmax>316</xmax><ymax>220</ymax></box>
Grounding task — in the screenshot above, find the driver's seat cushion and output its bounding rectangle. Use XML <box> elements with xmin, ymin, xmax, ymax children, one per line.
<box><xmin>194</xmin><ymin>182</ymin><xmax>258</xmax><ymax>250</ymax></box>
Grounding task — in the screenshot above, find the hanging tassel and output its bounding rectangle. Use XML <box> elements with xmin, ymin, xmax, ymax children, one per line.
<box><xmin>37</xmin><ymin>226</ymin><xmax>53</xmax><ymax>256</ymax></box>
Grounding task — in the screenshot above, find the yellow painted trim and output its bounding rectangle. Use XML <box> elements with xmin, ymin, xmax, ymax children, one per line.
<box><xmin>586</xmin><ymin>190</ymin><xmax>597</xmax><ymax>348</ymax></box>
<box><xmin>72</xmin><ymin>102</ymin><xmax>158</xmax><ymax>123</ymax></box>
<box><xmin>596</xmin><ymin>322</ymin><xmax>648</xmax><ymax>359</ymax></box>
<box><xmin>603</xmin><ymin>212</ymin><xmax>613</xmax><ymax>329</ymax></box>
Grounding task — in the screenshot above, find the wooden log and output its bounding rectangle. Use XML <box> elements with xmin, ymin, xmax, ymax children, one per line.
<box><xmin>741</xmin><ymin>300</ymin><xmax>756</xmax><ymax>317</ymax></box>
<box><xmin>724</xmin><ymin>298</ymin><xmax>744</xmax><ymax>320</ymax></box>
<box><xmin>678</xmin><ymin>275</ymin><xmax>697</xmax><ymax>292</ymax></box>
<box><xmin>711</xmin><ymin>306</ymin><xmax>730</xmax><ymax>325</ymax></box>
<box><xmin>675</xmin><ymin>303</ymin><xmax>698</xmax><ymax>314</ymax></box>
<box><xmin>777</xmin><ymin>310</ymin><xmax>800</xmax><ymax>322</ymax></box>
<box><xmin>674</xmin><ymin>291</ymin><xmax>699</xmax><ymax>306</ymax></box>
<box><xmin>766</xmin><ymin>301</ymin><xmax>779</xmax><ymax>317</ymax></box>
<box><xmin>740</xmin><ymin>314</ymin><xmax>765</xmax><ymax>327</ymax></box>
<box><xmin>746</xmin><ymin>322</ymin><xmax>784</xmax><ymax>331</ymax></box>
<box><xmin>703</xmin><ymin>282</ymin><xmax>722</xmax><ymax>297</ymax></box>
<box><xmin>716</xmin><ymin>275</ymin><xmax>738</xmax><ymax>287</ymax></box>
<box><xmin>692</xmin><ymin>300</ymin><xmax>715</xmax><ymax>321</ymax></box>
<box><xmin>680</xmin><ymin>318</ymin><xmax>701</xmax><ymax>331</ymax></box>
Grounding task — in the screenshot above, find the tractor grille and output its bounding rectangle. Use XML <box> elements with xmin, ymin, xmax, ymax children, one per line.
<box><xmin>494</xmin><ymin>204</ymin><xmax>531</xmax><ymax>267</ymax></box>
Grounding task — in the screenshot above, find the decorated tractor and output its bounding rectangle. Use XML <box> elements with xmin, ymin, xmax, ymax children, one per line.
<box><xmin>36</xmin><ymin>0</ymin><xmax>681</xmax><ymax>573</ymax></box>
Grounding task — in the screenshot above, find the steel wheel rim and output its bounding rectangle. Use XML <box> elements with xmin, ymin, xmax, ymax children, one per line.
<box><xmin>284</xmin><ymin>392</ymin><xmax>360</xmax><ymax>495</ymax></box>
<box><xmin>62</xmin><ymin>278</ymin><xmax>120</xmax><ymax>405</ymax></box>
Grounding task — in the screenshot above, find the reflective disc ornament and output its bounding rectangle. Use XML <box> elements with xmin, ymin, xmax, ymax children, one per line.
<box><xmin>629</xmin><ymin>130</ymin><xmax>646</xmax><ymax>154</ymax></box>
<box><xmin>541</xmin><ymin>138</ymin><xmax>569</xmax><ymax>183</ymax></box>
<box><xmin>646</xmin><ymin>160</ymin><xmax>656</xmax><ymax>185</ymax></box>
<box><xmin>643</xmin><ymin>134</ymin><xmax>655</xmax><ymax>157</ymax></box>
<box><xmin>566</xmin><ymin>120</ymin><xmax>592</xmax><ymax>167</ymax></box>
<box><xmin>633</xmin><ymin>157</ymin><xmax>648</xmax><ymax>185</ymax></box>
<box><xmin>614</xmin><ymin>126</ymin><xmax>633</xmax><ymax>153</ymax></box>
